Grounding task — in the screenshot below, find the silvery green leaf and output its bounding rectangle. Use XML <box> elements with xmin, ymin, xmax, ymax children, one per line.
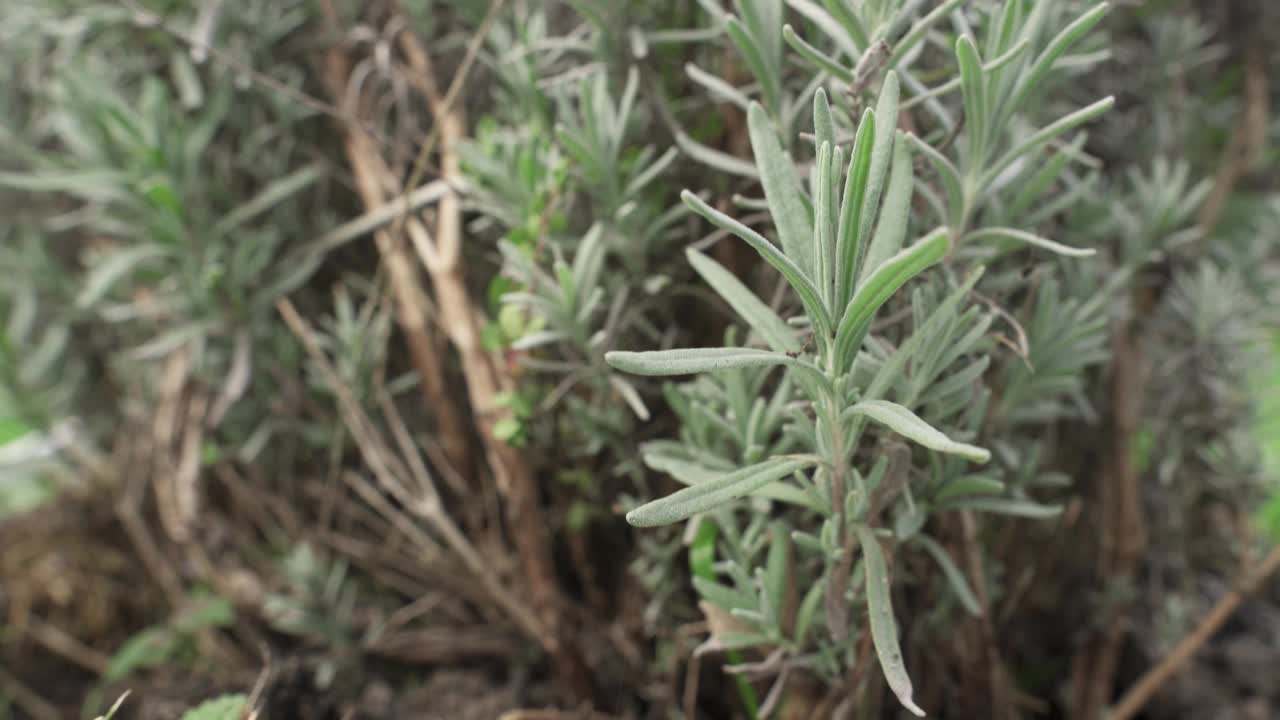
<box><xmin>747</xmin><ymin>102</ymin><xmax>815</xmax><ymax>277</ymax></box>
<box><xmin>642</xmin><ymin>451</ymin><xmax>821</xmax><ymax>510</ymax></box>
<box><xmin>812</xmin><ymin>87</ymin><xmax>835</xmax><ymax>150</ymax></box>
<box><xmin>956</xmin><ymin>37</ymin><xmax>988</xmax><ymax>163</ymax></box>
<box><xmin>981</xmin><ymin>96</ymin><xmax>1114</xmax><ymax>190</ymax></box>
<box><xmin>764</xmin><ymin>522</ymin><xmax>790</xmax><ymax>625</ymax></box>
<box><xmin>794</xmin><ymin>575</ymin><xmax>826</xmax><ymax>643</ymax></box>
<box><xmin>905</xmin><ymin>134</ymin><xmax>964</xmax><ymax>228</ymax></box>
<box><xmin>856</xmin><ymin>524</ymin><xmax>925</xmax><ymax>717</ymax></box>
<box><xmin>626</xmin><ymin>456</ymin><xmax>815</xmax><ymax>526</ymax></box>
<box><xmin>624</xmin><ymin>147</ymin><xmax>679</xmax><ymax>198</ymax></box>
<box><xmin>915</xmin><ymin>534</ymin><xmax>981</xmax><ymax>616</ymax></box>
<box><xmin>965</xmin><ymin>226</ymin><xmax>1096</xmax><ymax>257</ymax></box>
<box><xmin>572</xmin><ymin>225</ymin><xmax>607</xmax><ymax>303</ymax></box>
<box><xmin>940</xmin><ymin>497</ymin><xmax>1062</xmax><ymax>518</ymax></box>
<box><xmin>835</xmin><ymin>108</ymin><xmax>875</xmax><ymax>309</ymax></box>
<box><xmin>77</xmin><ymin>246</ymin><xmax>169</xmax><ymax>309</ymax></box>
<box><xmin>510</xmin><ymin>331</ymin><xmax>569</xmax><ymax>351</ymax></box>
<box><xmin>858</xmin><ymin>131</ymin><xmax>913</xmax><ymax>284</ymax></box>
<box><xmin>887</xmin><ymin>0</ymin><xmax>965</xmax><ymax>65</ymax></box>
<box><xmin>609</xmin><ymin>376</ymin><xmax>650</xmax><ymax>420</ymax></box>
<box><xmin>682</xmin><ymin>190</ymin><xmax>833</xmax><ymax>340</ymax></box>
<box><xmin>814</xmin><ymin>141</ymin><xmax>836</xmax><ymax>307</ymax></box>
<box><xmin>606</xmin><ymin>347</ymin><xmax>827</xmax><ymax>389</ymax></box>
<box><xmin>1012</xmin><ymin>3</ymin><xmax>1111</xmax><ymax>112</ymax></box>
<box><xmin>685</xmin><ymin>62</ymin><xmax>751</xmax><ymax>110</ymax></box>
<box><xmin>856</xmin><ymin>71</ymin><xmax>900</xmax><ymax>267</ymax></box>
<box><xmin>677</xmin><ymin>131</ymin><xmax>759</xmax><ymax>178</ymax></box>
<box><xmin>687</xmin><ymin>248</ymin><xmax>799</xmax><ymax>353</ymax></box>
<box><xmin>834</xmin><ymin>228</ymin><xmax>948</xmax><ymax>370</ymax></box>
<box><xmin>214</xmin><ymin>163</ymin><xmax>323</xmax><ymax>236</ymax></box>
<box><xmin>784</xmin><ymin>25</ymin><xmax>854</xmax><ymax>83</ymax></box>
<box><xmin>851</xmin><ymin>399</ymin><xmax>990</xmax><ymax>463</ymax></box>
<box><xmin>727</xmin><ymin>19</ymin><xmax>782</xmax><ymax>114</ymax></box>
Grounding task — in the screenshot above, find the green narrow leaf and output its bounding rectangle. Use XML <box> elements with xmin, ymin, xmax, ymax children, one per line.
<box><xmin>747</xmin><ymin>103</ymin><xmax>816</xmax><ymax>278</ymax></box>
<box><xmin>214</xmin><ymin>163</ymin><xmax>323</xmax><ymax>235</ymax></box>
<box><xmin>915</xmin><ymin>534</ymin><xmax>981</xmax><ymax>616</ymax></box>
<box><xmin>851</xmin><ymin>399</ymin><xmax>990</xmax><ymax>463</ymax></box>
<box><xmin>955</xmin><ymin>37</ymin><xmax>988</xmax><ymax>164</ymax></box>
<box><xmin>905</xmin><ymin>133</ymin><xmax>965</xmax><ymax>230</ymax></box>
<box><xmin>76</xmin><ymin>246</ymin><xmax>169</xmax><ymax>309</ymax></box>
<box><xmin>686</xmin><ymin>62</ymin><xmax>752</xmax><ymax>109</ymax></box>
<box><xmin>643</xmin><ymin>451</ymin><xmax>821</xmax><ymax>510</ymax></box>
<box><xmin>813</xmin><ymin>87</ymin><xmax>835</xmax><ymax>150</ymax></box>
<box><xmin>940</xmin><ymin>497</ymin><xmax>1063</xmax><ymax>518</ymax></box>
<box><xmin>1012</xmin><ymin>2</ymin><xmax>1111</xmax><ymax>112</ymax></box>
<box><xmin>815</xmin><ymin>141</ymin><xmax>835</xmax><ymax>307</ymax></box>
<box><xmin>834</xmin><ymin>228</ymin><xmax>948</xmax><ymax>369</ymax></box>
<box><xmin>682</xmin><ymin>190</ymin><xmax>833</xmax><ymax>339</ymax></box>
<box><xmin>687</xmin><ymin>249</ymin><xmax>799</xmax><ymax>353</ymax></box>
<box><xmin>855</xmin><ymin>72</ymin><xmax>901</xmax><ymax>270</ymax></box>
<box><xmin>858</xmin><ymin>132</ymin><xmax>914</xmax><ymax>284</ymax></box>
<box><xmin>965</xmin><ymin>226</ymin><xmax>1096</xmax><ymax>257</ymax></box>
<box><xmin>835</xmin><ymin>108</ymin><xmax>876</xmax><ymax>309</ymax></box>
<box><xmin>981</xmin><ymin>96</ymin><xmax>1115</xmax><ymax>190</ymax></box>
<box><xmin>677</xmin><ymin>131</ymin><xmax>759</xmax><ymax>178</ymax></box>
<box><xmin>727</xmin><ymin>18</ymin><xmax>782</xmax><ymax>115</ymax></box>
<box><xmin>856</xmin><ymin>524</ymin><xmax>925</xmax><ymax>717</ymax></box>
<box><xmin>606</xmin><ymin>347</ymin><xmax>828</xmax><ymax>390</ymax></box>
<box><xmin>934</xmin><ymin>474</ymin><xmax>1005</xmax><ymax>502</ymax></box>
<box><xmin>784</xmin><ymin>25</ymin><xmax>854</xmax><ymax>83</ymax></box>
<box><xmin>626</xmin><ymin>457</ymin><xmax>815</xmax><ymax>526</ymax></box>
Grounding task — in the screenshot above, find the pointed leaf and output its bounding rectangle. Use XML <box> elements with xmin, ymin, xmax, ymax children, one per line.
<box><xmin>859</xmin><ymin>132</ymin><xmax>914</xmax><ymax>284</ymax></box>
<box><xmin>747</xmin><ymin>103</ymin><xmax>815</xmax><ymax>278</ymax></box>
<box><xmin>687</xmin><ymin>248</ymin><xmax>799</xmax><ymax>353</ymax></box>
<box><xmin>626</xmin><ymin>457</ymin><xmax>815</xmax><ymax>526</ymax></box>
<box><xmin>940</xmin><ymin>497</ymin><xmax>1062</xmax><ymax>518</ymax></box>
<box><xmin>835</xmin><ymin>108</ymin><xmax>875</xmax><ymax>308</ymax></box>
<box><xmin>965</xmin><ymin>226</ymin><xmax>1096</xmax><ymax>257</ymax></box>
<box><xmin>682</xmin><ymin>190</ymin><xmax>832</xmax><ymax>338</ymax></box>
<box><xmin>856</xmin><ymin>525</ymin><xmax>925</xmax><ymax>717</ymax></box>
<box><xmin>851</xmin><ymin>399</ymin><xmax>990</xmax><ymax>463</ymax></box>
<box><xmin>915</xmin><ymin>534</ymin><xmax>981</xmax><ymax>616</ymax></box>
<box><xmin>856</xmin><ymin>71</ymin><xmax>901</xmax><ymax>269</ymax></box>
<box><xmin>834</xmin><ymin>228</ymin><xmax>948</xmax><ymax>369</ymax></box>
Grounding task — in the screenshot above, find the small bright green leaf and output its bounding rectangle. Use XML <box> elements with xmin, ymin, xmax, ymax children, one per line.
<box><xmin>982</xmin><ymin>96</ymin><xmax>1115</xmax><ymax>190</ymax></box>
<box><xmin>852</xmin><ymin>399</ymin><xmax>990</xmax><ymax>463</ymax></box>
<box><xmin>626</xmin><ymin>457</ymin><xmax>815</xmax><ymax>526</ymax></box>
<box><xmin>643</xmin><ymin>451</ymin><xmax>821</xmax><ymax>510</ymax></box>
<box><xmin>856</xmin><ymin>524</ymin><xmax>925</xmax><ymax>717</ymax></box>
